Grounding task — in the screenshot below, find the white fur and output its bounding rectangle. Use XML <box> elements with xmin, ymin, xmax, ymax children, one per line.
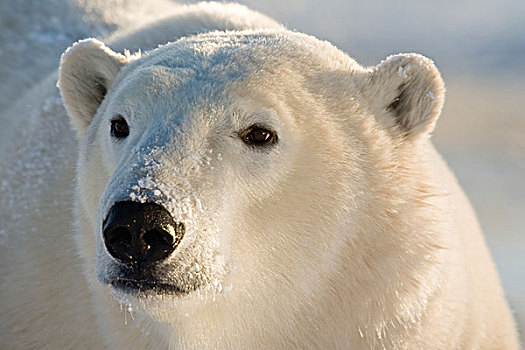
<box><xmin>1</xmin><ymin>2</ymin><xmax>519</xmax><ymax>349</ymax></box>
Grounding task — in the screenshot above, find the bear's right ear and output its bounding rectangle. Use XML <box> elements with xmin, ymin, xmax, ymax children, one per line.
<box><xmin>58</xmin><ymin>39</ymin><xmax>129</xmax><ymax>135</ymax></box>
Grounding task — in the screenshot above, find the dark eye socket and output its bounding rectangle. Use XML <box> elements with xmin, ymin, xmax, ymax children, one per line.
<box><xmin>110</xmin><ymin>115</ymin><xmax>129</xmax><ymax>139</ymax></box>
<box><xmin>239</xmin><ymin>125</ymin><xmax>277</xmax><ymax>147</ymax></box>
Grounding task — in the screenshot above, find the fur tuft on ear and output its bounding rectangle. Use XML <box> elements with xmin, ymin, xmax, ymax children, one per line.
<box><xmin>362</xmin><ymin>53</ymin><xmax>445</xmax><ymax>138</ymax></box>
<box><xmin>58</xmin><ymin>39</ymin><xmax>130</xmax><ymax>135</ymax></box>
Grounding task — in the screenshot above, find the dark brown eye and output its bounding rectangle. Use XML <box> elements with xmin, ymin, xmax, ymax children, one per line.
<box><xmin>240</xmin><ymin>125</ymin><xmax>277</xmax><ymax>147</ymax></box>
<box><xmin>110</xmin><ymin>115</ymin><xmax>129</xmax><ymax>139</ymax></box>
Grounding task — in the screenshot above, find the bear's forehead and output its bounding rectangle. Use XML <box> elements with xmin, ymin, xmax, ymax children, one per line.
<box><xmin>118</xmin><ymin>30</ymin><xmax>359</xmax><ymax>85</ymax></box>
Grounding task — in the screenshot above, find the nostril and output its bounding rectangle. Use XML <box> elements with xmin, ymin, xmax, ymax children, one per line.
<box><xmin>142</xmin><ymin>223</ymin><xmax>184</xmax><ymax>263</ymax></box>
<box><xmin>109</xmin><ymin>227</ymin><xmax>132</xmax><ymax>245</ymax></box>
<box><xmin>105</xmin><ymin>226</ymin><xmax>132</xmax><ymax>262</ymax></box>
<box><xmin>143</xmin><ymin>229</ymin><xmax>174</xmax><ymax>248</ymax></box>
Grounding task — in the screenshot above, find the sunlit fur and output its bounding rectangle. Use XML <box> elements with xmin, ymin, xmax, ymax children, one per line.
<box><xmin>1</xmin><ymin>2</ymin><xmax>519</xmax><ymax>349</ymax></box>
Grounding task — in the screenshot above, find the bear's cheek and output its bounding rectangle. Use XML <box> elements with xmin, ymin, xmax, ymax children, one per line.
<box><xmin>76</xmin><ymin>138</ymin><xmax>116</xmax><ymax>229</ymax></box>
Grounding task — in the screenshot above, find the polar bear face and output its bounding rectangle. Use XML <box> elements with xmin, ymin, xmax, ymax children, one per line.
<box><xmin>58</xmin><ymin>31</ymin><xmax>444</xmax><ymax>320</ymax></box>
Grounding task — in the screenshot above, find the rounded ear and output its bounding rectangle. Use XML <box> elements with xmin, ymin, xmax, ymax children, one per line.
<box><xmin>58</xmin><ymin>39</ymin><xmax>129</xmax><ymax>135</ymax></box>
<box><xmin>360</xmin><ymin>53</ymin><xmax>445</xmax><ymax>138</ymax></box>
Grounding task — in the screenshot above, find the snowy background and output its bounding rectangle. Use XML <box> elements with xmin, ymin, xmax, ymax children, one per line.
<box><xmin>1</xmin><ymin>0</ymin><xmax>523</xmax><ymax>340</ymax></box>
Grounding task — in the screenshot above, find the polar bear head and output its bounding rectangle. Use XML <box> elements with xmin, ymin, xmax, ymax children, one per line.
<box><xmin>58</xmin><ymin>30</ymin><xmax>444</xmax><ymax>325</ymax></box>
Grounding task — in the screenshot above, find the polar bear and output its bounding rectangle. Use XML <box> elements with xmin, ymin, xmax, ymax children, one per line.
<box><xmin>1</xmin><ymin>2</ymin><xmax>519</xmax><ymax>349</ymax></box>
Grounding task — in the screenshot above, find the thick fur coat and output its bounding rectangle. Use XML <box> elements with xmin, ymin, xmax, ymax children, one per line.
<box><xmin>1</xmin><ymin>1</ymin><xmax>519</xmax><ymax>349</ymax></box>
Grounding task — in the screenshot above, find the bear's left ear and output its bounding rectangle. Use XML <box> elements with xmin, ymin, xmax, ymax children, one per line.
<box><xmin>58</xmin><ymin>39</ymin><xmax>130</xmax><ymax>136</ymax></box>
<box><xmin>359</xmin><ymin>53</ymin><xmax>445</xmax><ymax>138</ymax></box>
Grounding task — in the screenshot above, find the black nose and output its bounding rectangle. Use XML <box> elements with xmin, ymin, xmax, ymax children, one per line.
<box><xmin>102</xmin><ymin>201</ymin><xmax>184</xmax><ymax>265</ymax></box>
